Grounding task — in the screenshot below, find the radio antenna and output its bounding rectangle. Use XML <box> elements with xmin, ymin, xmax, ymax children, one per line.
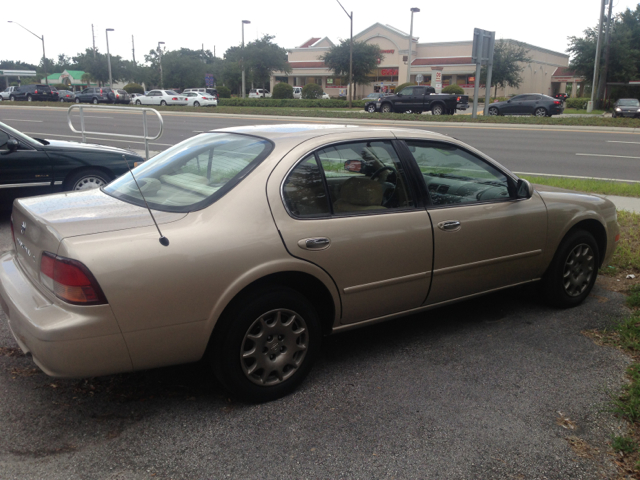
<box><xmin>122</xmin><ymin>154</ymin><xmax>169</xmax><ymax>247</ymax></box>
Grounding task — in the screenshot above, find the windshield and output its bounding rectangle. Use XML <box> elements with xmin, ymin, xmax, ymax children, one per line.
<box><xmin>103</xmin><ymin>133</ymin><xmax>273</xmax><ymax>213</ymax></box>
<box><xmin>618</xmin><ymin>99</ymin><xmax>640</xmax><ymax>106</ymax></box>
<box><xmin>0</xmin><ymin>121</ymin><xmax>41</xmax><ymax>148</ymax></box>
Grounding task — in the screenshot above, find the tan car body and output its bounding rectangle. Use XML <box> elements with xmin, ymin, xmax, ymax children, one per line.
<box><xmin>0</xmin><ymin>125</ymin><xmax>619</xmax><ymax>381</ymax></box>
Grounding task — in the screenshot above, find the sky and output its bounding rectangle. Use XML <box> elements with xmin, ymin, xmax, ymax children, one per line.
<box><xmin>2</xmin><ymin>0</ymin><xmax>639</xmax><ymax>68</ymax></box>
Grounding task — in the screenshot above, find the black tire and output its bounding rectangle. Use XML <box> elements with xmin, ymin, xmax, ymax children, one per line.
<box><xmin>366</xmin><ymin>104</ymin><xmax>376</xmax><ymax>113</ymax></box>
<box><xmin>27</xmin><ymin>95</ymin><xmax>33</xmax><ymax>102</ymax></box>
<box><xmin>193</xmin><ymin>101</ymin><xmax>200</xmax><ymax>107</ymax></box>
<box><xmin>64</xmin><ymin>169</ymin><xmax>111</xmax><ymax>191</ymax></box>
<box><xmin>534</xmin><ymin>107</ymin><xmax>548</xmax><ymax>117</ymax></box>
<box><xmin>92</xmin><ymin>98</ymin><xmax>99</xmax><ymax>105</ymax></box>
<box><xmin>75</xmin><ymin>98</ymin><xmax>80</xmax><ymax>104</ymax></box>
<box><xmin>135</xmin><ymin>99</ymin><xmax>142</xmax><ymax>105</ymax></box>
<box><xmin>210</xmin><ymin>286</ymin><xmax>322</xmax><ymax>402</ymax></box>
<box><xmin>9</xmin><ymin>95</ymin><xmax>15</xmax><ymax>101</ymax></box>
<box><xmin>160</xmin><ymin>100</ymin><xmax>167</xmax><ymax>106</ymax></box>
<box><xmin>431</xmin><ymin>103</ymin><xmax>445</xmax><ymax>115</ymax></box>
<box><xmin>380</xmin><ymin>103</ymin><xmax>392</xmax><ymax>113</ymax></box>
<box><xmin>539</xmin><ymin>229</ymin><xmax>599</xmax><ymax>308</ymax></box>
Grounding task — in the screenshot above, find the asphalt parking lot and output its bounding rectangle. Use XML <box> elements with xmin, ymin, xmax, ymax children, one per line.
<box><xmin>0</xmin><ymin>204</ymin><xmax>632</xmax><ymax>480</ymax></box>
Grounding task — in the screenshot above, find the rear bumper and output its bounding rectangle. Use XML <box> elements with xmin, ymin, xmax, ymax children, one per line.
<box><xmin>0</xmin><ymin>252</ymin><xmax>133</xmax><ymax>378</ymax></box>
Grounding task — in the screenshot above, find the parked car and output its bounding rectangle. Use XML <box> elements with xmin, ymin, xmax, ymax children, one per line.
<box><xmin>612</xmin><ymin>98</ymin><xmax>640</xmax><ymax>118</ymax></box>
<box><xmin>8</xmin><ymin>84</ymin><xmax>56</xmax><ymax>102</ymax></box>
<box><xmin>363</xmin><ymin>93</ymin><xmax>391</xmax><ymax>113</ymax></box>
<box><xmin>292</xmin><ymin>86</ymin><xmax>303</xmax><ymax>99</ymax></box>
<box><xmin>487</xmin><ymin>94</ymin><xmax>564</xmax><ymax>117</ymax></box>
<box><xmin>183</xmin><ymin>88</ymin><xmax>219</xmax><ymax>101</ymax></box>
<box><xmin>249</xmin><ymin>88</ymin><xmax>272</xmax><ymax>98</ymax></box>
<box><xmin>75</xmin><ymin>87</ymin><xmax>130</xmax><ymax>105</ymax></box>
<box><xmin>132</xmin><ymin>90</ymin><xmax>188</xmax><ymax>106</ymax></box>
<box><xmin>57</xmin><ymin>90</ymin><xmax>76</xmax><ymax>102</ymax></box>
<box><xmin>553</xmin><ymin>92</ymin><xmax>568</xmax><ymax>102</ymax></box>
<box><xmin>129</xmin><ymin>93</ymin><xmax>145</xmax><ymax>103</ymax></box>
<box><xmin>373</xmin><ymin>85</ymin><xmax>469</xmax><ymax>115</ymax></box>
<box><xmin>183</xmin><ymin>92</ymin><xmax>217</xmax><ymax>107</ymax></box>
<box><xmin>0</xmin><ymin>121</ymin><xmax>144</xmax><ymax>200</ymax></box>
<box><xmin>0</xmin><ymin>86</ymin><xmax>18</xmax><ymax>101</ymax></box>
<box><xmin>321</xmin><ymin>92</ymin><xmax>330</xmax><ymax>99</ymax></box>
<box><xmin>0</xmin><ymin>124</ymin><xmax>619</xmax><ymax>402</ymax></box>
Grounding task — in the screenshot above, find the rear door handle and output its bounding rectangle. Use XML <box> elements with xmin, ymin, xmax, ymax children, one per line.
<box><xmin>298</xmin><ymin>237</ymin><xmax>331</xmax><ymax>250</ymax></box>
<box><xmin>437</xmin><ymin>220</ymin><xmax>461</xmax><ymax>232</ymax></box>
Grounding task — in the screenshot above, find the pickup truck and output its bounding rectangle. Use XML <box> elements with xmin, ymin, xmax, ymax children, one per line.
<box><xmin>365</xmin><ymin>85</ymin><xmax>469</xmax><ymax>115</ymax></box>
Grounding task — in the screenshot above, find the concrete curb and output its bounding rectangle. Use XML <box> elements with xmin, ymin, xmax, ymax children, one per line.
<box><xmin>2</xmin><ymin>105</ymin><xmax>639</xmax><ymax>134</ymax></box>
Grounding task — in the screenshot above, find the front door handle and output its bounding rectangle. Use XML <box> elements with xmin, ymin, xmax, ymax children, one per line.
<box><xmin>437</xmin><ymin>220</ymin><xmax>461</xmax><ymax>232</ymax></box>
<box><xmin>298</xmin><ymin>237</ymin><xmax>331</xmax><ymax>251</ymax></box>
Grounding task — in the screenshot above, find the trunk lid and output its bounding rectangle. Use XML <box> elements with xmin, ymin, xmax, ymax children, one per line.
<box><xmin>12</xmin><ymin>189</ymin><xmax>186</xmax><ymax>283</ymax></box>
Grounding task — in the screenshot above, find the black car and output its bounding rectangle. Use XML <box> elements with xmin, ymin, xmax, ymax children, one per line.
<box><xmin>612</xmin><ymin>98</ymin><xmax>640</xmax><ymax>118</ymax></box>
<box><xmin>487</xmin><ymin>94</ymin><xmax>564</xmax><ymax>117</ymax></box>
<box><xmin>75</xmin><ymin>87</ymin><xmax>131</xmax><ymax>105</ymax></box>
<box><xmin>0</xmin><ymin>121</ymin><xmax>144</xmax><ymax>201</ymax></box>
<box><xmin>9</xmin><ymin>84</ymin><xmax>58</xmax><ymax>102</ymax></box>
<box><xmin>57</xmin><ymin>90</ymin><xmax>76</xmax><ymax>102</ymax></box>
<box><xmin>363</xmin><ymin>93</ymin><xmax>390</xmax><ymax>113</ymax></box>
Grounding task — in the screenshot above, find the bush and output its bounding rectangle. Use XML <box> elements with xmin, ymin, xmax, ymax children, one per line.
<box><xmin>565</xmin><ymin>97</ymin><xmax>590</xmax><ymax>109</ymax></box>
<box><xmin>442</xmin><ymin>85</ymin><xmax>464</xmax><ymax>95</ymax></box>
<box><xmin>394</xmin><ymin>82</ymin><xmax>416</xmax><ymax>95</ymax></box>
<box><xmin>53</xmin><ymin>83</ymin><xmax>67</xmax><ymax>90</ymax></box>
<box><xmin>302</xmin><ymin>83</ymin><xmax>324</xmax><ymax>99</ymax></box>
<box><xmin>123</xmin><ymin>83</ymin><xmax>144</xmax><ymax>94</ymax></box>
<box><xmin>272</xmin><ymin>82</ymin><xmax>294</xmax><ymax>99</ymax></box>
<box><xmin>218</xmin><ymin>98</ymin><xmax>366</xmax><ymax>108</ymax></box>
<box><xmin>217</xmin><ymin>85</ymin><xmax>231</xmax><ymax>98</ymax></box>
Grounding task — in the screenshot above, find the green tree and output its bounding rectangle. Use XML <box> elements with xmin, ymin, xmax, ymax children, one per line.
<box><xmin>480</xmin><ymin>40</ymin><xmax>532</xmax><ymax>101</ymax></box>
<box><xmin>272</xmin><ymin>82</ymin><xmax>293</xmax><ymax>99</ymax></box>
<box><xmin>243</xmin><ymin>35</ymin><xmax>290</xmax><ymax>96</ymax></box>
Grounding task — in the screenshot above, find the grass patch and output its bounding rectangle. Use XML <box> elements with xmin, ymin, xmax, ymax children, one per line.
<box><xmin>521</xmin><ymin>175</ymin><xmax>640</xmax><ymax>198</ymax></box>
<box><xmin>4</xmin><ymin>101</ymin><xmax>640</xmax><ymax>128</ymax></box>
<box><xmin>612</xmin><ymin>435</ymin><xmax>638</xmax><ymax>453</ymax></box>
<box><xmin>628</xmin><ymin>285</ymin><xmax>640</xmax><ymax>309</ymax></box>
<box><xmin>563</xmin><ymin>108</ymin><xmax>606</xmax><ymax>115</ymax></box>
<box><xmin>612</xmin><ymin>211</ymin><xmax>640</xmax><ymax>273</ymax></box>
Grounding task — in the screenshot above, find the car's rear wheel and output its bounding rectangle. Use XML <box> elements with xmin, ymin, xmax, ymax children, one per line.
<box><xmin>381</xmin><ymin>103</ymin><xmax>392</xmax><ymax>113</ymax></box>
<box><xmin>193</xmin><ymin>101</ymin><xmax>200</xmax><ymax>107</ymax></box>
<box><xmin>59</xmin><ymin>98</ymin><xmax>65</xmax><ymax>102</ymax></box>
<box><xmin>431</xmin><ymin>103</ymin><xmax>445</xmax><ymax>115</ymax></box>
<box><xmin>366</xmin><ymin>104</ymin><xmax>376</xmax><ymax>113</ymax></box>
<box><xmin>75</xmin><ymin>98</ymin><xmax>80</xmax><ymax>103</ymax></box>
<box><xmin>540</xmin><ymin>229</ymin><xmax>599</xmax><ymax>308</ymax></box>
<box><xmin>534</xmin><ymin>107</ymin><xmax>548</xmax><ymax>117</ymax></box>
<box><xmin>65</xmin><ymin>169</ymin><xmax>111</xmax><ymax>191</ymax></box>
<box><xmin>27</xmin><ymin>95</ymin><xmax>33</xmax><ymax>102</ymax></box>
<box><xmin>210</xmin><ymin>286</ymin><xmax>321</xmax><ymax>402</ymax></box>
<box><xmin>9</xmin><ymin>96</ymin><xmax>15</xmax><ymax>101</ymax></box>
<box><xmin>92</xmin><ymin>98</ymin><xmax>99</xmax><ymax>105</ymax></box>
<box><xmin>160</xmin><ymin>100</ymin><xmax>167</xmax><ymax>106</ymax></box>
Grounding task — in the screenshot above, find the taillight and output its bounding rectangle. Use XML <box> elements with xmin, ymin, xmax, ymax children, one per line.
<box><xmin>457</xmin><ymin>96</ymin><xmax>461</xmax><ymax>102</ymax></box>
<box><xmin>40</xmin><ymin>252</ymin><xmax>107</xmax><ymax>305</ymax></box>
<box><xmin>554</xmin><ymin>101</ymin><xmax>561</xmax><ymax>105</ymax></box>
<box><xmin>116</xmin><ymin>94</ymin><xmax>120</xmax><ymax>98</ymax></box>
<box><xmin>100</xmin><ymin>89</ymin><xmax>103</xmax><ymax>94</ymax></box>
<box><xmin>202</xmin><ymin>96</ymin><xmax>208</xmax><ymax>100</ymax></box>
<box><xmin>35</xmin><ymin>89</ymin><xmax>38</xmax><ymax>94</ymax></box>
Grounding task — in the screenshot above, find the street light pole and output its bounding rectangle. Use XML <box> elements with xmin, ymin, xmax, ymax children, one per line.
<box><xmin>242</xmin><ymin>20</ymin><xmax>251</xmax><ymax>99</ymax></box>
<box><xmin>335</xmin><ymin>0</ymin><xmax>353</xmax><ymax>107</ymax></box>
<box><xmin>158</xmin><ymin>42</ymin><xmax>165</xmax><ymax>89</ymax></box>
<box><xmin>406</xmin><ymin>8</ymin><xmax>420</xmax><ymax>83</ymax></box>
<box><xmin>106</xmin><ymin>28</ymin><xmax>114</xmax><ymax>87</ymax></box>
<box><xmin>8</xmin><ymin>21</ymin><xmax>48</xmax><ymax>85</ymax></box>
<box><xmin>588</xmin><ymin>0</ymin><xmax>606</xmax><ymax>112</ymax></box>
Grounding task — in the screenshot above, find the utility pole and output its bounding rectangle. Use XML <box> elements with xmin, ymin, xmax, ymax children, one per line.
<box><xmin>92</xmin><ymin>24</ymin><xmax>96</xmax><ymax>59</ymax></box>
<box><xmin>588</xmin><ymin>0</ymin><xmax>606</xmax><ymax>112</ymax></box>
<box><xmin>132</xmin><ymin>35</ymin><xmax>136</xmax><ymax>64</ymax></box>
<box><xmin>336</xmin><ymin>0</ymin><xmax>353</xmax><ymax>107</ymax></box>
<box><xmin>596</xmin><ymin>0</ymin><xmax>614</xmax><ymax>108</ymax></box>
<box><xmin>406</xmin><ymin>8</ymin><xmax>420</xmax><ymax>83</ymax></box>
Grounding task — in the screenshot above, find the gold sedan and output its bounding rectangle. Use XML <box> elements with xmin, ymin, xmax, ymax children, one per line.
<box><xmin>0</xmin><ymin>125</ymin><xmax>619</xmax><ymax>402</ymax></box>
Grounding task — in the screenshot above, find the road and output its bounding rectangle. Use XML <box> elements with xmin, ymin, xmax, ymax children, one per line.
<box><xmin>1</xmin><ymin>105</ymin><xmax>640</xmax><ymax>181</ymax></box>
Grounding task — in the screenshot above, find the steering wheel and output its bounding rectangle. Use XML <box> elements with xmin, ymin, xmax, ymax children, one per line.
<box><xmin>370</xmin><ymin>166</ymin><xmax>398</xmax><ymax>206</ymax></box>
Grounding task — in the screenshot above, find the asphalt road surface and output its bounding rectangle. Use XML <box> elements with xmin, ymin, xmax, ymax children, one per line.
<box><xmin>1</xmin><ymin>105</ymin><xmax>640</xmax><ymax>181</ymax></box>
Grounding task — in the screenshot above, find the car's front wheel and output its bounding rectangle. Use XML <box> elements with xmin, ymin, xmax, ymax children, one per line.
<box><xmin>540</xmin><ymin>229</ymin><xmax>599</xmax><ymax>308</ymax></box>
<box><xmin>366</xmin><ymin>104</ymin><xmax>376</xmax><ymax>113</ymax></box>
<box><xmin>9</xmin><ymin>96</ymin><xmax>15</xmax><ymax>101</ymax></box>
<box><xmin>27</xmin><ymin>95</ymin><xmax>33</xmax><ymax>102</ymax></box>
<box><xmin>193</xmin><ymin>101</ymin><xmax>200</xmax><ymax>107</ymax></box>
<box><xmin>75</xmin><ymin>98</ymin><xmax>80</xmax><ymax>103</ymax></box>
<box><xmin>210</xmin><ymin>286</ymin><xmax>321</xmax><ymax>402</ymax></box>
<box><xmin>488</xmin><ymin>107</ymin><xmax>499</xmax><ymax>116</ymax></box>
<box><xmin>135</xmin><ymin>100</ymin><xmax>142</xmax><ymax>105</ymax></box>
<box><xmin>534</xmin><ymin>107</ymin><xmax>548</xmax><ymax>117</ymax></box>
<box><xmin>65</xmin><ymin>169</ymin><xmax>111</xmax><ymax>191</ymax></box>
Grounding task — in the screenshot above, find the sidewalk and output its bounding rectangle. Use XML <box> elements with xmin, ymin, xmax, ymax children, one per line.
<box><xmin>605</xmin><ymin>195</ymin><xmax>640</xmax><ymax>214</ymax></box>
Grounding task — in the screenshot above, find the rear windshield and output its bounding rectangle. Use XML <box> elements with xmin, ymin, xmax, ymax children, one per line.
<box><xmin>618</xmin><ymin>99</ymin><xmax>640</xmax><ymax>106</ymax></box>
<box><xmin>103</xmin><ymin>133</ymin><xmax>273</xmax><ymax>213</ymax></box>
<box><xmin>166</xmin><ymin>90</ymin><xmax>178</xmax><ymax>95</ymax></box>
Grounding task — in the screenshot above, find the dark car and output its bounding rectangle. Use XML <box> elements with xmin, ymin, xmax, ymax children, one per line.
<box><xmin>0</xmin><ymin>121</ymin><xmax>144</xmax><ymax>201</ymax></box>
<box><xmin>372</xmin><ymin>86</ymin><xmax>469</xmax><ymax>115</ymax></box>
<box><xmin>363</xmin><ymin>93</ymin><xmax>389</xmax><ymax>113</ymax></box>
<box><xmin>8</xmin><ymin>84</ymin><xmax>57</xmax><ymax>102</ymax></box>
<box><xmin>612</xmin><ymin>98</ymin><xmax>640</xmax><ymax>118</ymax></box>
<box><xmin>75</xmin><ymin>87</ymin><xmax>130</xmax><ymax>105</ymax></box>
<box><xmin>553</xmin><ymin>92</ymin><xmax>568</xmax><ymax>102</ymax></box>
<box><xmin>487</xmin><ymin>94</ymin><xmax>564</xmax><ymax>117</ymax></box>
<box><xmin>57</xmin><ymin>90</ymin><xmax>76</xmax><ymax>102</ymax></box>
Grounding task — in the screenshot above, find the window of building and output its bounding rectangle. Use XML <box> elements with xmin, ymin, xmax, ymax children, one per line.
<box><xmin>442</xmin><ymin>75</ymin><xmax>452</xmax><ymax>86</ymax></box>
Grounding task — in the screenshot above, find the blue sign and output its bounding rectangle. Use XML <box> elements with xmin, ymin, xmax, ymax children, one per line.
<box><xmin>205</xmin><ymin>73</ymin><xmax>214</xmax><ymax>87</ymax></box>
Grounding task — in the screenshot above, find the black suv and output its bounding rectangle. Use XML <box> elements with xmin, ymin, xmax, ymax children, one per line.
<box><xmin>9</xmin><ymin>84</ymin><xmax>58</xmax><ymax>102</ymax></box>
<box><xmin>75</xmin><ymin>87</ymin><xmax>131</xmax><ymax>104</ymax></box>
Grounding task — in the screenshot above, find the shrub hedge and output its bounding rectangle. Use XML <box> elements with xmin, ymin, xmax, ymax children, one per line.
<box><xmin>272</xmin><ymin>82</ymin><xmax>294</xmax><ymax>99</ymax></box>
<box><xmin>218</xmin><ymin>98</ymin><xmax>366</xmax><ymax>108</ymax></box>
<box><xmin>442</xmin><ymin>85</ymin><xmax>464</xmax><ymax>94</ymax></box>
<box><xmin>565</xmin><ymin>97</ymin><xmax>590</xmax><ymax>109</ymax></box>
<box><xmin>302</xmin><ymin>83</ymin><xmax>324</xmax><ymax>99</ymax></box>
<box><xmin>217</xmin><ymin>86</ymin><xmax>231</xmax><ymax>98</ymax></box>
<box><xmin>123</xmin><ymin>83</ymin><xmax>144</xmax><ymax>94</ymax></box>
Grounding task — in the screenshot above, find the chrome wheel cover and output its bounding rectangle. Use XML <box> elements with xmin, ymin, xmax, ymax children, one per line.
<box><xmin>488</xmin><ymin>108</ymin><xmax>498</xmax><ymax>116</ymax></box>
<box><xmin>73</xmin><ymin>176</ymin><xmax>107</xmax><ymax>191</ymax></box>
<box><xmin>432</xmin><ymin>105</ymin><xmax>443</xmax><ymax>115</ymax></box>
<box><xmin>535</xmin><ymin>108</ymin><xmax>546</xmax><ymax>117</ymax></box>
<box><xmin>367</xmin><ymin>105</ymin><xmax>375</xmax><ymax>113</ymax></box>
<box><xmin>562</xmin><ymin>243</ymin><xmax>595</xmax><ymax>297</ymax></box>
<box><xmin>240</xmin><ymin>308</ymin><xmax>308</xmax><ymax>386</ymax></box>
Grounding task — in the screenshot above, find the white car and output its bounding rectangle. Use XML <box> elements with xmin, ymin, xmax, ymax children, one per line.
<box><xmin>184</xmin><ymin>92</ymin><xmax>217</xmax><ymax>107</ymax></box>
<box><xmin>293</xmin><ymin>86</ymin><xmax>303</xmax><ymax>99</ymax></box>
<box><xmin>321</xmin><ymin>92</ymin><xmax>330</xmax><ymax>99</ymax></box>
<box><xmin>249</xmin><ymin>88</ymin><xmax>272</xmax><ymax>98</ymax></box>
<box><xmin>129</xmin><ymin>93</ymin><xmax>145</xmax><ymax>104</ymax></box>
<box><xmin>132</xmin><ymin>89</ymin><xmax>188</xmax><ymax>106</ymax></box>
<box><xmin>0</xmin><ymin>86</ymin><xmax>18</xmax><ymax>101</ymax></box>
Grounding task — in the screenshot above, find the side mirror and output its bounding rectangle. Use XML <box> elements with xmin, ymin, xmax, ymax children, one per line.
<box><xmin>396</xmin><ymin>93</ymin><xmax>403</xmax><ymax>97</ymax></box>
<box><xmin>1</xmin><ymin>138</ymin><xmax>19</xmax><ymax>155</ymax></box>
<box><xmin>516</xmin><ymin>178</ymin><xmax>533</xmax><ymax>199</ymax></box>
<box><xmin>344</xmin><ymin>159</ymin><xmax>363</xmax><ymax>173</ymax></box>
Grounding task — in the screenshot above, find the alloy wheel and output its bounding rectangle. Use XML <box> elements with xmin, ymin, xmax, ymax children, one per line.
<box><xmin>562</xmin><ymin>244</ymin><xmax>595</xmax><ymax>297</ymax></box>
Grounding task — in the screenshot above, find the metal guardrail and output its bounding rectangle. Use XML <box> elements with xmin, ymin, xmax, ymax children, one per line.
<box><xmin>67</xmin><ymin>104</ymin><xmax>164</xmax><ymax>160</ymax></box>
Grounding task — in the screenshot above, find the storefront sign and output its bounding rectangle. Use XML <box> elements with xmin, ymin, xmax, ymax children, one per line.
<box><xmin>380</xmin><ymin>68</ymin><xmax>399</xmax><ymax>76</ymax></box>
<box><xmin>380</xmin><ymin>50</ymin><xmax>395</xmax><ymax>54</ymax></box>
